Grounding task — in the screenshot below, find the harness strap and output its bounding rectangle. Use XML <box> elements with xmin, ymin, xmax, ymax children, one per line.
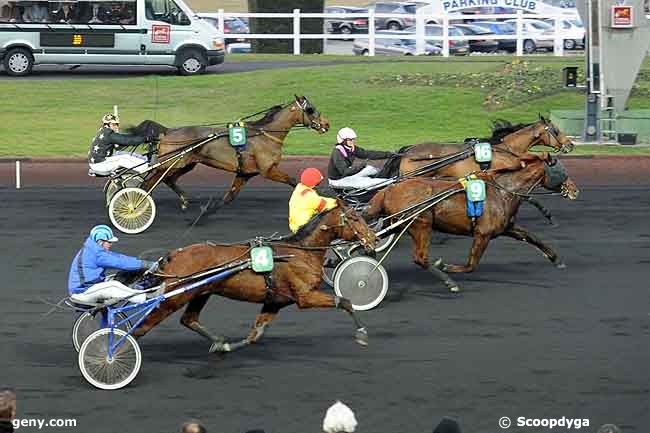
<box><xmin>76</xmin><ymin>247</ymin><xmax>87</xmax><ymax>287</ymax></box>
<box><xmin>261</xmin><ymin>131</ymin><xmax>284</xmax><ymax>144</ymax></box>
<box><xmin>336</xmin><ymin>145</ymin><xmax>349</xmax><ymax>158</ymax></box>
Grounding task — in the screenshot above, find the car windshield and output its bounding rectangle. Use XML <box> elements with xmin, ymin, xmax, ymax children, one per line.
<box><xmin>449</xmin><ymin>27</ymin><xmax>463</xmax><ymax>36</ymax></box>
<box><xmin>570</xmin><ymin>19</ymin><xmax>583</xmax><ymax>27</ymax></box>
<box><xmin>403</xmin><ymin>4</ymin><xmax>417</xmax><ymax>13</ymax></box>
<box><xmin>530</xmin><ymin>20</ymin><xmax>552</xmax><ymax>30</ymax></box>
<box><xmin>401</xmin><ymin>38</ymin><xmax>416</xmax><ymax>45</ymax></box>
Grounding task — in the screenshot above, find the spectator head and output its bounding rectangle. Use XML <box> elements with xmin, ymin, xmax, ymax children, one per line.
<box><xmin>181</xmin><ymin>421</ymin><xmax>206</xmax><ymax>433</ymax></box>
<box><xmin>596</xmin><ymin>425</ymin><xmax>621</xmax><ymax>433</ymax></box>
<box><xmin>432</xmin><ymin>417</ymin><xmax>461</xmax><ymax>433</ymax></box>
<box><xmin>0</xmin><ymin>390</ymin><xmax>16</xmax><ymax>421</ymax></box>
<box><xmin>323</xmin><ymin>401</ymin><xmax>357</xmax><ymax>433</ymax></box>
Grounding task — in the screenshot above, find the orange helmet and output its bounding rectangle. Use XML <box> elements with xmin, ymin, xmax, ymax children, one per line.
<box><xmin>300</xmin><ymin>167</ymin><xmax>323</xmax><ymax>187</ymax></box>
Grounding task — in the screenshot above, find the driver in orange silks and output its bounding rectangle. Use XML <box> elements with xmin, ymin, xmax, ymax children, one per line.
<box><xmin>288</xmin><ymin>168</ymin><xmax>337</xmax><ymax>233</ymax></box>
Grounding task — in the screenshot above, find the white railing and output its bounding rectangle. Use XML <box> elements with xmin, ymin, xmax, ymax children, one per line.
<box><xmin>202</xmin><ymin>9</ymin><xmax>584</xmax><ymax>57</ymax></box>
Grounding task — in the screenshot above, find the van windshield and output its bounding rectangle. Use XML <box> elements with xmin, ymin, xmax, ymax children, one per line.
<box><xmin>0</xmin><ymin>0</ymin><xmax>137</xmax><ymax>25</ymax></box>
<box><xmin>145</xmin><ymin>0</ymin><xmax>189</xmax><ymax>25</ymax></box>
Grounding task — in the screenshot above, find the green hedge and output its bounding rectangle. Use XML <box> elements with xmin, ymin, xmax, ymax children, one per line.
<box><xmin>247</xmin><ymin>0</ymin><xmax>324</xmax><ymax>54</ymax></box>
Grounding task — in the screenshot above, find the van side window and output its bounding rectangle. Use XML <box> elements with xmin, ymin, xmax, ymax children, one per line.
<box><xmin>145</xmin><ymin>0</ymin><xmax>189</xmax><ymax>25</ymax></box>
<box><xmin>1</xmin><ymin>0</ymin><xmax>51</xmax><ymax>23</ymax></box>
<box><xmin>75</xmin><ymin>0</ymin><xmax>137</xmax><ymax>25</ymax></box>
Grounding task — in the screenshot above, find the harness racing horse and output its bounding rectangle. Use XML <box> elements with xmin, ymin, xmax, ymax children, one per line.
<box><xmin>126</xmin><ymin>95</ymin><xmax>329</xmax><ymax>212</ymax></box>
<box><xmin>132</xmin><ymin>200</ymin><xmax>376</xmax><ymax>352</ymax></box>
<box><xmin>366</xmin><ymin>153</ymin><xmax>579</xmax><ymax>292</ymax></box>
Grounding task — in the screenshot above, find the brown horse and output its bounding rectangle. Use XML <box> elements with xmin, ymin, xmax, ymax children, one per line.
<box><xmin>127</xmin><ymin>95</ymin><xmax>329</xmax><ymax>212</ymax></box>
<box><xmin>366</xmin><ymin>153</ymin><xmax>579</xmax><ymax>292</ymax></box>
<box><xmin>132</xmin><ymin>200</ymin><xmax>376</xmax><ymax>352</ymax></box>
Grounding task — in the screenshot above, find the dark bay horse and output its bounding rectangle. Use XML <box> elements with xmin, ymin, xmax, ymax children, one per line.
<box><xmin>366</xmin><ymin>153</ymin><xmax>579</xmax><ymax>292</ymax></box>
<box><xmin>127</xmin><ymin>95</ymin><xmax>329</xmax><ymax>211</ymax></box>
<box><xmin>132</xmin><ymin>200</ymin><xmax>376</xmax><ymax>352</ymax></box>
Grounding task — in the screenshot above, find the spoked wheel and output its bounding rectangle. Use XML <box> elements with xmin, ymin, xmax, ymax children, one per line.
<box><xmin>104</xmin><ymin>175</ymin><xmax>145</xmax><ymax>206</ymax></box>
<box><xmin>334</xmin><ymin>256</ymin><xmax>389</xmax><ymax>311</ymax></box>
<box><xmin>108</xmin><ymin>187</ymin><xmax>157</xmax><ymax>234</ymax></box>
<box><xmin>72</xmin><ymin>311</ymin><xmax>132</xmax><ymax>352</ymax></box>
<box><xmin>78</xmin><ymin>328</ymin><xmax>142</xmax><ymax>390</ymax></box>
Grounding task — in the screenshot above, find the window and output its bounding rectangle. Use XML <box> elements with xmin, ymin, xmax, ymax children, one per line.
<box><xmin>145</xmin><ymin>0</ymin><xmax>189</xmax><ymax>25</ymax></box>
<box><xmin>1</xmin><ymin>0</ymin><xmax>51</xmax><ymax>24</ymax></box>
<box><xmin>74</xmin><ymin>1</ymin><xmax>137</xmax><ymax>25</ymax></box>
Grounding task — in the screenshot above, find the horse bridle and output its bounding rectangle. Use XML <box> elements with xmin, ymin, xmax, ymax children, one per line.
<box><xmin>321</xmin><ymin>208</ymin><xmax>373</xmax><ymax>249</ymax></box>
<box><xmin>295</xmin><ymin>99</ymin><xmax>324</xmax><ymax>132</ymax></box>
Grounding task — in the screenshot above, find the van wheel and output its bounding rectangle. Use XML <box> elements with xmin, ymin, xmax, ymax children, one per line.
<box><xmin>3</xmin><ymin>48</ymin><xmax>34</xmax><ymax>76</ymax></box>
<box><xmin>177</xmin><ymin>49</ymin><xmax>207</xmax><ymax>76</ymax></box>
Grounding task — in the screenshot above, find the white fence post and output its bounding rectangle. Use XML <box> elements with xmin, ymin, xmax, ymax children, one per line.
<box><xmin>217</xmin><ymin>8</ymin><xmax>225</xmax><ymax>35</ymax></box>
<box><xmin>442</xmin><ymin>14</ymin><xmax>449</xmax><ymax>58</ymax></box>
<box><xmin>113</xmin><ymin>105</ymin><xmax>118</xmax><ymax>117</ymax></box>
<box><xmin>516</xmin><ymin>10</ymin><xmax>524</xmax><ymax>56</ymax></box>
<box><xmin>554</xmin><ymin>15</ymin><xmax>564</xmax><ymax>56</ymax></box>
<box><xmin>416</xmin><ymin>9</ymin><xmax>425</xmax><ymax>55</ymax></box>
<box><xmin>368</xmin><ymin>8</ymin><xmax>375</xmax><ymax>56</ymax></box>
<box><xmin>293</xmin><ymin>9</ymin><xmax>301</xmax><ymax>55</ymax></box>
<box><xmin>15</xmin><ymin>160</ymin><xmax>21</xmax><ymax>190</ymax></box>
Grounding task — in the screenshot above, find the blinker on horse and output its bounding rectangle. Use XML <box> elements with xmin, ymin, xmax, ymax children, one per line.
<box><xmin>132</xmin><ymin>200</ymin><xmax>377</xmax><ymax>352</ymax></box>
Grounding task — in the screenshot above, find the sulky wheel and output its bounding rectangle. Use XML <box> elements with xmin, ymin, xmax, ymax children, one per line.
<box><xmin>334</xmin><ymin>256</ymin><xmax>389</xmax><ymax>311</ymax></box>
<box><xmin>104</xmin><ymin>175</ymin><xmax>145</xmax><ymax>206</ymax></box>
<box><xmin>108</xmin><ymin>187</ymin><xmax>156</xmax><ymax>234</ymax></box>
<box><xmin>72</xmin><ymin>311</ymin><xmax>132</xmax><ymax>353</ymax></box>
<box><xmin>78</xmin><ymin>328</ymin><xmax>142</xmax><ymax>390</ymax></box>
<box><xmin>368</xmin><ymin>218</ymin><xmax>395</xmax><ymax>253</ymax></box>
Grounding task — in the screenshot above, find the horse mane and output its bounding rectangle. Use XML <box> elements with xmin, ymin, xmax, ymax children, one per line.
<box><xmin>248</xmin><ymin>105</ymin><xmax>284</xmax><ymax>128</ymax></box>
<box><xmin>281</xmin><ymin>207</ymin><xmax>338</xmax><ymax>242</ymax></box>
<box><xmin>484</xmin><ymin>119</ymin><xmax>534</xmax><ymax>144</ymax></box>
<box><xmin>123</xmin><ymin>120</ymin><xmax>168</xmax><ymax>137</ymax></box>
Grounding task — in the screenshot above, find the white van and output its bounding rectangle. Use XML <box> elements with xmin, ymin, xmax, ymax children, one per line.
<box><xmin>0</xmin><ymin>0</ymin><xmax>225</xmax><ymax>76</ymax></box>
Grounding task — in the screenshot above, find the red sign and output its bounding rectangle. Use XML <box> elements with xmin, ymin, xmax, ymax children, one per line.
<box><xmin>611</xmin><ymin>5</ymin><xmax>633</xmax><ymax>28</ymax></box>
<box><xmin>152</xmin><ymin>24</ymin><xmax>171</xmax><ymax>43</ymax></box>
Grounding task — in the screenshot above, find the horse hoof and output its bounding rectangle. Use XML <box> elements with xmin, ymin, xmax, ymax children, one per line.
<box><xmin>433</xmin><ymin>258</ymin><xmax>445</xmax><ymax>270</ymax></box>
<box><xmin>181</xmin><ymin>203</ymin><xmax>189</xmax><ymax>212</ymax></box>
<box><xmin>209</xmin><ymin>342</ymin><xmax>231</xmax><ymax>353</ymax></box>
<box><xmin>448</xmin><ymin>285</ymin><xmax>461</xmax><ymax>293</ymax></box>
<box><xmin>355</xmin><ymin>328</ymin><xmax>369</xmax><ymax>347</ymax></box>
<box><xmin>556</xmin><ymin>262</ymin><xmax>567</xmax><ymax>270</ymax></box>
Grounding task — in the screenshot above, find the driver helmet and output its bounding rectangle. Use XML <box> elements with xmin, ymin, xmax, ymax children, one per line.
<box><xmin>336</xmin><ymin>127</ymin><xmax>357</xmax><ymax>145</ymax></box>
<box><xmin>300</xmin><ymin>167</ymin><xmax>323</xmax><ymax>188</ymax></box>
<box><xmin>102</xmin><ymin>113</ymin><xmax>120</xmax><ymax>126</ymax></box>
<box><xmin>90</xmin><ymin>225</ymin><xmax>119</xmax><ymax>243</ymax></box>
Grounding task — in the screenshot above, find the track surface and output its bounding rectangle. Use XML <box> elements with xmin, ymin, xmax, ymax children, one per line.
<box><xmin>1</xmin><ymin>181</ymin><xmax>650</xmax><ymax>433</ymax></box>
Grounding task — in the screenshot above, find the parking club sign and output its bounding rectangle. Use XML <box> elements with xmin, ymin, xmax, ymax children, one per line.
<box><xmin>152</xmin><ymin>25</ymin><xmax>171</xmax><ymax>43</ymax></box>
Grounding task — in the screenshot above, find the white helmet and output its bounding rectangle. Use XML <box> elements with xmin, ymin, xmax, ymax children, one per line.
<box><xmin>336</xmin><ymin>127</ymin><xmax>357</xmax><ymax>144</ymax></box>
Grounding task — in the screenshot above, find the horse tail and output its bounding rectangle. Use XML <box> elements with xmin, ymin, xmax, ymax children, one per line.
<box><xmin>123</xmin><ymin>120</ymin><xmax>169</xmax><ymax>137</ymax></box>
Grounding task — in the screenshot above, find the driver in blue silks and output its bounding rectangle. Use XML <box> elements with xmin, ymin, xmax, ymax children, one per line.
<box><xmin>67</xmin><ymin>225</ymin><xmax>158</xmax><ymax>304</ymax></box>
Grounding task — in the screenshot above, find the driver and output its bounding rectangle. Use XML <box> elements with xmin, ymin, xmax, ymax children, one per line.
<box><xmin>68</xmin><ymin>225</ymin><xmax>158</xmax><ymax>304</ymax></box>
<box><xmin>88</xmin><ymin>113</ymin><xmax>157</xmax><ymax>176</ymax></box>
<box><xmin>327</xmin><ymin>127</ymin><xmax>394</xmax><ymax>189</ymax></box>
<box><xmin>288</xmin><ymin>168</ymin><xmax>337</xmax><ymax>233</ymax></box>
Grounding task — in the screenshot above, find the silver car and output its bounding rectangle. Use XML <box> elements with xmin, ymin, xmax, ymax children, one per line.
<box><xmin>353</xmin><ymin>30</ymin><xmax>441</xmax><ymax>55</ymax></box>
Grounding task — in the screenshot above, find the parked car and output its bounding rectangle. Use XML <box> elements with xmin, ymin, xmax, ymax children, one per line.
<box><xmin>542</xmin><ymin>17</ymin><xmax>585</xmax><ymax>49</ymax></box>
<box><xmin>453</xmin><ymin>24</ymin><xmax>499</xmax><ymax>53</ymax></box>
<box><xmin>503</xmin><ymin>18</ymin><xmax>555</xmax><ymax>53</ymax></box>
<box><xmin>353</xmin><ymin>30</ymin><xmax>441</xmax><ymax>55</ymax></box>
<box><xmin>200</xmin><ymin>14</ymin><xmax>251</xmax><ymax>51</ymax></box>
<box><xmin>403</xmin><ymin>24</ymin><xmax>470</xmax><ymax>55</ymax></box>
<box><xmin>325</xmin><ymin>6</ymin><xmax>369</xmax><ymax>36</ymax></box>
<box><xmin>365</xmin><ymin>2</ymin><xmax>417</xmax><ymax>30</ymax></box>
<box><xmin>471</xmin><ymin>21</ymin><xmax>517</xmax><ymax>52</ymax></box>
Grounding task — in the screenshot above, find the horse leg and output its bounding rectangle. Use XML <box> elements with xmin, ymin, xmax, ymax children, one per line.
<box><xmin>504</xmin><ymin>224</ymin><xmax>565</xmax><ymax>268</ymax></box>
<box><xmin>260</xmin><ymin>164</ymin><xmax>297</xmax><ymax>187</ymax></box>
<box><xmin>164</xmin><ymin>163</ymin><xmax>197</xmax><ymax>211</ymax></box>
<box><xmin>523</xmin><ymin>197</ymin><xmax>556</xmax><ymax>226</ymax></box>
<box><xmin>209</xmin><ymin>302</ymin><xmax>284</xmax><ymax>353</ymax></box>
<box><xmin>410</xmin><ymin>220</ymin><xmax>460</xmax><ymax>292</ymax></box>
<box><xmin>437</xmin><ymin>234</ymin><xmax>491</xmax><ymax>273</ymax></box>
<box><xmin>179</xmin><ymin>293</ymin><xmax>226</xmax><ymax>346</ymax></box>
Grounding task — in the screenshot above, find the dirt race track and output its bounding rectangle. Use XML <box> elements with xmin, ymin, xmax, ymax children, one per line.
<box><xmin>1</xmin><ymin>157</ymin><xmax>649</xmax><ymax>433</ymax></box>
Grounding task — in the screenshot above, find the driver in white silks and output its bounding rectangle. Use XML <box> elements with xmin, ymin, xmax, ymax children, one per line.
<box><xmin>327</xmin><ymin>127</ymin><xmax>396</xmax><ymax>190</ymax></box>
<box><xmin>87</xmin><ymin>113</ymin><xmax>157</xmax><ymax>176</ymax></box>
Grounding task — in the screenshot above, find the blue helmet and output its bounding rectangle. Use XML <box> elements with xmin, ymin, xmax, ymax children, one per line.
<box><xmin>90</xmin><ymin>225</ymin><xmax>118</xmax><ymax>243</ymax></box>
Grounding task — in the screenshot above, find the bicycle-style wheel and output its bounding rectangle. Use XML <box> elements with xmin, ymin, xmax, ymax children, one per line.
<box><xmin>71</xmin><ymin>311</ymin><xmax>132</xmax><ymax>352</ymax></box>
<box><xmin>78</xmin><ymin>328</ymin><xmax>142</xmax><ymax>390</ymax></box>
<box><xmin>108</xmin><ymin>187</ymin><xmax>156</xmax><ymax>234</ymax></box>
<box><xmin>104</xmin><ymin>175</ymin><xmax>144</xmax><ymax>206</ymax></box>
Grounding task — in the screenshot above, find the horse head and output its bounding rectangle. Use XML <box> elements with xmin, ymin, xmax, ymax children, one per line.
<box><xmin>293</xmin><ymin>95</ymin><xmax>329</xmax><ymax>134</ymax></box>
<box><xmin>321</xmin><ymin>199</ymin><xmax>377</xmax><ymax>252</ymax></box>
<box><xmin>533</xmin><ymin>115</ymin><xmax>575</xmax><ymax>154</ymax></box>
<box><xmin>522</xmin><ymin>152</ymin><xmax>578</xmax><ymax>200</ymax></box>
